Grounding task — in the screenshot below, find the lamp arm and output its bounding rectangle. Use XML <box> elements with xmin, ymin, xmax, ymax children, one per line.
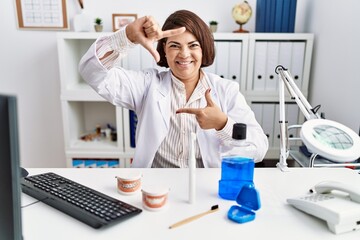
<box><xmin>275</xmin><ymin>66</ymin><xmax>320</xmax><ymax>120</ymax></box>
<box><xmin>275</xmin><ymin>65</ymin><xmax>320</xmax><ymax>172</ymax></box>
<box><xmin>277</xmin><ymin>67</ymin><xmax>289</xmax><ymax>171</ymax></box>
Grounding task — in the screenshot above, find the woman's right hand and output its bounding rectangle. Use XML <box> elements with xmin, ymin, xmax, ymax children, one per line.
<box><xmin>126</xmin><ymin>16</ymin><xmax>185</xmax><ymax>62</ymax></box>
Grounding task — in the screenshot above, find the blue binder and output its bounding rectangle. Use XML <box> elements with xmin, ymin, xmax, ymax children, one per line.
<box><xmin>269</xmin><ymin>0</ymin><xmax>277</xmax><ymax>32</ymax></box>
<box><xmin>129</xmin><ymin>110</ymin><xmax>137</xmax><ymax>148</ymax></box>
<box><xmin>255</xmin><ymin>0</ymin><xmax>266</xmax><ymax>32</ymax></box>
<box><xmin>274</xmin><ymin>0</ymin><xmax>284</xmax><ymax>32</ymax></box>
<box><xmin>281</xmin><ymin>0</ymin><xmax>291</xmax><ymax>32</ymax></box>
<box><xmin>265</xmin><ymin>0</ymin><xmax>272</xmax><ymax>32</ymax></box>
<box><xmin>288</xmin><ymin>0</ymin><xmax>297</xmax><ymax>32</ymax></box>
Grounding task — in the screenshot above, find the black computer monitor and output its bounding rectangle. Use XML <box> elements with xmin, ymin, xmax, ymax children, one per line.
<box><xmin>0</xmin><ymin>94</ymin><xmax>23</xmax><ymax>240</ymax></box>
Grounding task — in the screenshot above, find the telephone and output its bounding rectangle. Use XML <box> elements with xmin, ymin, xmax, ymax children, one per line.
<box><xmin>287</xmin><ymin>181</ymin><xmax>360</xmax><ymax>234</ymax></box>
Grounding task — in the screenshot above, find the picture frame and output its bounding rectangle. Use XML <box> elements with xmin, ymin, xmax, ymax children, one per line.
<box><xmin>15</xmin><ymin>0</ymin><xmax>68</xmax><ymax>30</ymax></box>
<box><xmin>112</xmin><ymin>14</ymin><xmax>137</xmax><ymax>32</ymax></box>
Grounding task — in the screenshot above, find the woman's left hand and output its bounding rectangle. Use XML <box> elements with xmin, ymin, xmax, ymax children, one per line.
<box><xmin>176</xmin><ymin>89</ymin><xmax>228</xmax><ymax>130</ymax></box>
<box><xmin>126</xmin><ymin>16</ymin><xmax>185</xmax><ymax>62</ymax></box>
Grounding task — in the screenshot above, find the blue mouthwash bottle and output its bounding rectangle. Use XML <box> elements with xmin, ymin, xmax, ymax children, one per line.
<box><xmin>218</xmin><ymin>123</ymin><xmax>256</xmax><ymax>200</ymax></box>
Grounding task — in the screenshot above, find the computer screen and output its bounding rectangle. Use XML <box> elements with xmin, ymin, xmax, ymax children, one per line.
<box><xmin>0</xmin><ymin>94</ymin><xmax>23</xmax><ymax>240</ymax></box>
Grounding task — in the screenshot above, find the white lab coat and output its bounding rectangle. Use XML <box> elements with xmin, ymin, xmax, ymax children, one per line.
<box><xmin>79</xmin><ymin>40</ymin><xmax>268</xmax><ymax>168</ymax></box>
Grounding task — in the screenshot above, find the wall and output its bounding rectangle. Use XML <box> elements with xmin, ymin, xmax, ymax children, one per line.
<box><xmin>304</xmin><ymin>0</ymin><xmax>360</xmax><ymax>132</ymax></box>
<box><xmin>0</xmin><ymin>0</ymin><xmax>358</xmax><ymax>167</ymax></box>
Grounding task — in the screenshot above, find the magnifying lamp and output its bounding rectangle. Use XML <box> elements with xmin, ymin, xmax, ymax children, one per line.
<box><xmin>301</xmin><ymin>119</ymin><xmax>360</xmax><ymax>164</ymax></box>
<box><xmin>275</xmin><ymin>65</ymin><xmax>360</xmax><ymax>171</ymax></box>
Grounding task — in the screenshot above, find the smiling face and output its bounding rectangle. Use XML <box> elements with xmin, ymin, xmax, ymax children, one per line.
<box><xmin>164</xmin><ymin>31</ymin><xmax>203</xmax><ymax>83</ymax></box>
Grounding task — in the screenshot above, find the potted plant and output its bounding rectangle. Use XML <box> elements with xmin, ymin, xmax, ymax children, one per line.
<box><xmin>94</xmin><ymin>17</ymin><xmax>103</xmax><ymax>32</ymax></box>
<box><xmin>209</xmin><ymin>21</ymin><xmax>218</xmax><ymax>33</ymax></box>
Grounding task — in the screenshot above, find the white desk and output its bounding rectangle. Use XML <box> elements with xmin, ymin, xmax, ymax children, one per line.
<box><xmin>22</xmin><ymin>168</ymin><xmax>360</xmax><ymax>240</ymax></box>
<box><xmin>289</xmin><ymin>146</ymin><xmax>360</xmax><ymax>168</ymax></box>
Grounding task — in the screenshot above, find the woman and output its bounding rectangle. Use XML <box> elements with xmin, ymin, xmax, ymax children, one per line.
<box><xmin>79</xmin><ymin>10</ymin><xmax>268</xmax><ymax>168</ymax></box>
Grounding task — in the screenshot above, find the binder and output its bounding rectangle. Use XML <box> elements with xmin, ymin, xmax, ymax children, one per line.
<box><xmin>108</xmin><ymin>160</ymin><xmax>119</xmax><ymax>168</ymax></box>
<box><xmin>251</xmin><ymin>103</ymin><xmax>263</xmax><ymax>127</ymax></box>
<box><xmin>85</xmin><ymin>160</ymin><xmax>97</xmax><ymax>168</ymax></box>
<box><xmin>278</xmin><ymin>41</ymin><xmax>293</xmax><ymax>70</ymax></box>
<box><xmin>269</xmin><ymin>0</ymin><xmax>277</xmax><ymax>32</ymax></box>
<box><xmin>96</xmin><ymin>160</ymin><xmax>108</xmax><ymax>168</ymax></box>
<box><xmin>253</xmin><ymin>41</ymin><xmax>267</xmax><ymax>91</ymax></box>
<box><xmin>287</xmin><ymin>103</ymin><xmax>299</xmax><ymax>127</ymax></box>
<box><xmin>291</xmin><ymin>42</ymin><xmax>305</xmax><ymax>90</ymax></box>
<box><xmin>273</xmin><ymin>103</ymin><xmax>281</xmax><ymax>149</ymax></box>
<box><xmin>72</xmin><ymin>159</ymin><xmax>85</xmax><ymax>168</ymax></box>
<box><xmin>287</xmin><ymin>103</ymin><xmax>300</xmax><ymax>146</ymax></box>
<box><xmin>215</xmin><ymin>41</ymin><xmax>230</xmax><ymax>79</ymax></box>
<box><xmin>256</xmin><ymin>0</ymin><xmax>266</xmax><ymax>32</ymax></box>
<box><xmin>204</xmin><ymin>41</ymin><xmax>218</xmax><ymax>74</ymax></box>
<box><xmin>288</xmin><ymin>0</ymin><xmax>297</xmax><ymax>32</ymax></box>
<box><xmin>274</xmin><ymin>0</ymin><xmax>284</xmax><ymax>32</ymax></box>
<box><xmin>265</xmin><ymin>41</ymin><xmax>280</xmax><ymax>91</ymax></box>
<box><xmin>261</xmin><ymin>103</ymin><xmax>276</xmax><ymax>147</ymax></box>
<box><xmin>281</xmin><ymin>0</ymin><xmax>291</xmax><ymax>32</ymax></box>
<box><xmin>265</xmin><ymin>0</ymin><xmax>272</xmax><ymax>32</ymax></box>
<box><xmin>273</xmin><ymin>103</ymin><xmax>300</xmax><ymax>149</ymax></box>
<box><xmin>129</xmin><ymin>110</ymin><xmax>138</xmax><ymax>148</ymax></box>
<box><xmin>228</xmin><ymin>41</ymin><xmax>242</xmax><ymax>85</ymax></box>
<box><xmin>204</xmin><ymin>47</ymin><xmax>216</xmax><ymax>74</ymax></box>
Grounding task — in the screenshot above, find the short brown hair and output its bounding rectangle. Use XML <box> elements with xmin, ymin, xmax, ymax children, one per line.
<box><xmin>156</xmin><ymin>10</ymin><xmax>215</xmax><ymax>68</ymax></box>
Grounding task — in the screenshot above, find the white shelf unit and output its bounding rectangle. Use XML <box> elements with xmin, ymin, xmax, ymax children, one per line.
<box><xmin>57</xmin><ymin>32</ymin><xmax>127</xmax><ymax>167</ymax></box>
<box><xmin>57</xmin><ymin>32</ymin><xmax>313</xmax><ymax>167</ymax></box>
<box><xmin>245</xmin><ymin>33</ymin><xmax>314</xmax><ymax>159</ymax></box>
<box><xmin>207</xmin><ymin>33</ymin><xmax>249</xmax><ymax>91</ymax></box>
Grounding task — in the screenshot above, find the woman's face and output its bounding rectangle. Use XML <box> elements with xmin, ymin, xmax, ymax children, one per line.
<box><xmin>164</xmin><ymin>31</ymin><xmax>203</xmax><ymax>82</ymax></box>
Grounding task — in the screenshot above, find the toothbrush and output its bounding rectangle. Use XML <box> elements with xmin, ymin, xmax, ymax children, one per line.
<box><xmin>188</xmin><ymin>132</ymin><xmax>196</xmax><ymax>204</ymax></box>
<box><xmin>169</xmin><ymin>205</ymin><xmax>219</xmax><ymax>229</ymax></box>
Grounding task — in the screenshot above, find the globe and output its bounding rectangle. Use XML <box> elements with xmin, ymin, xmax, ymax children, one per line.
<box><xmin>232</xmin><ymin>1</ymin><xmax>252</xmax><ymax>33</ymax></box>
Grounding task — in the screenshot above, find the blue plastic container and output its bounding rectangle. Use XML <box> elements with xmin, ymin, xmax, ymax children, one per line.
<box><xmin>220</xmin><ymin>156</ymin><xmax>254</xmax><ymax>181</ymax></box>
<box><xmin>227</xmin><ymin>183</ymin><xmax>261</xmax><ymax>223</ymax></box>
<box><xmin>218</xmin><ymin>157</ymin><xmax>255</xmax><ymax>200</ymax></box>
<box><xmin>219</xmin><ymin>180</ymin><xmax>253</xmax><ymax>200</ymax></box>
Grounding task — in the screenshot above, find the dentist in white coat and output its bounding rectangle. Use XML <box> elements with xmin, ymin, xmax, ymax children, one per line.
<box><xmin>79</xmin><ymin>10</ymin><xmax>268</xmax><ymax>168</ymax></box>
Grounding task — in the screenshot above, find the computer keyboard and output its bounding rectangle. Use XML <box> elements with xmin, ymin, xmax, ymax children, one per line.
<box><xmin>21</xmin><ymin>172</ymin><xmax>142</xmax><ymax>229</ymax></box>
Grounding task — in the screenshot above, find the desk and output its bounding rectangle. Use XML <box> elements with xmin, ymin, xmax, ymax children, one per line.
<box><xmin>290</xmin><ymin>146</ymin><xmax>360</xmax><ymax>168</ymax></box>
<box><xmin>22</xmin><ymin>168</ymin><xmax>360</xmax><ymax>240</ymax></box>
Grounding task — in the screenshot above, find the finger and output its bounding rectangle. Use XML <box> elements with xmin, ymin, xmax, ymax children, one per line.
<box><xmin>204</xmin><ymin>88</ymin><xmax>214</xmax><ymax>107</ymax></box>
<box><xmin>161</xmin><ymin>27</ymin><xmax>186</xmax><ymax>39</ymax></box>
<box><xmin>142</xmin><ymin>16</ymin><xmax>155</xmax><ymax>28</ymax></box>
<box><xmin>143</xmin><ymin>43</ymin><xmax>160</xmax><ymax>62</ymax></box>
<box><xmin>143</xmin><ymin>19</ymin><xmax>160</xmax><ymax>37</ymax></box>
<box><xmin>144</xmin><ymin>26</ymin><xmax>158</xmax><ymax>35</ymax></box>
<box><xmin>176</xmin><ymin>108</ymin><xmax>201</xmax><ymax>115</ymax></box>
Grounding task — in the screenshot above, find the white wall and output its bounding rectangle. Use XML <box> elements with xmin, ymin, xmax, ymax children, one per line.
<box><xmin>0</xmin><ymin>0</ymin><xmax>358</xmax><ymax>167</ymax></box>
<box><xmin>304</xmin><ymin>0</ymin><xmax>360</xmax><ymax>132</ymax></box>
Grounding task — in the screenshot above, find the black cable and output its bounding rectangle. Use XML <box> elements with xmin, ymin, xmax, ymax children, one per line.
<box><xmin>21</xmin><ymin>197</ymin><xmax>48</xmax><ymax>208</ymax></box>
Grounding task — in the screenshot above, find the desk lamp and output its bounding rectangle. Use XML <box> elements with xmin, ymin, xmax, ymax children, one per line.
<box><xmin>275</xmin><ymin>65</ymin><xmax>360</xmax><ymax>171</ymax></box>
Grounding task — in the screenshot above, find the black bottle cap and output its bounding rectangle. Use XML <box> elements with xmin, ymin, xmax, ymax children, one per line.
<box><xmin>232</xmin><ymin>123</ymin><xmax>247</xmax><ymax>140</ymax></box>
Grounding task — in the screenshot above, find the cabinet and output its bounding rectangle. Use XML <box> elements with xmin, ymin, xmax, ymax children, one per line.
<box><xmin>57</xmin><ymin>32</ymin><xmax>127</xmax><ymax>167</ymax></box>
<box><xmin>57</xmin><ymin>32</ymin><xmax>313</xmax><ymax>167</ymax></box>
<box><xmin>246</xmin><ymin>33</ymin><xmax>313</xmax><ymax>158</ymax></box>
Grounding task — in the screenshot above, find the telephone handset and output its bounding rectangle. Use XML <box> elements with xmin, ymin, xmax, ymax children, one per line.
<box><xmin>287</xmin><ymin>181</ymin><xmax>360</xmax><ymax>234</ymax></box>
<box><xmin>314</xmin><ymin>181</ymin><xmax>360</xmax><ymax>203</ymax></box>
